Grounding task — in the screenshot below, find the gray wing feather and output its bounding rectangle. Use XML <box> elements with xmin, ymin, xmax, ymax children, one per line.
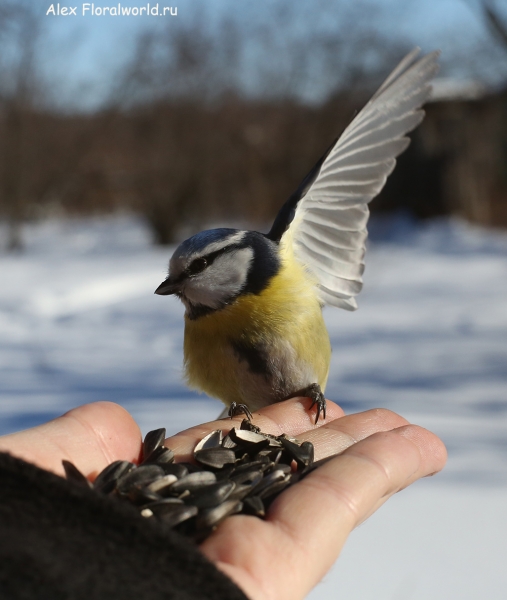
<box><xmin>283</xmin><ymin>48</ymin><xmax>439</xmax><ymax>310</ymax></box>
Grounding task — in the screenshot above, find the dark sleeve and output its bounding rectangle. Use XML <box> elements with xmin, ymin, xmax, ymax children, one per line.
<box><xmin>0</xmin><ymin>452</ymin><xmax>249</xmax><ymax>600</ymax></box>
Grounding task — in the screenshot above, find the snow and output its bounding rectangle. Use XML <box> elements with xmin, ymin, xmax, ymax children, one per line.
<box><xmin>1</xmin><ymin>214</ymin><xmax>507</xmax><ymax>598</ymax></box>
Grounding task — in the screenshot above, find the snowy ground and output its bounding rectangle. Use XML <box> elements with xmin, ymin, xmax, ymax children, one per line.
<box><xmin>1</xmin><ymin>214</ymin><xmax>506</xmax><ymax>599</ymax></box>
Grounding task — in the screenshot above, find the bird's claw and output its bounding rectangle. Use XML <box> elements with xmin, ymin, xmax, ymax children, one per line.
<box><xmin>305</xmin><ymin>383</ymin><xmax>326</xmax><ymax>424</ymax></box>
<box><xmin>228</xmin><ymin>401</ymin><xmax>253</xmax><ymax>421</ymax></box>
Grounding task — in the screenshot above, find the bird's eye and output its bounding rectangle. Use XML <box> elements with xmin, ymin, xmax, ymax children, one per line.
<box><xmin>187</xmin><ymin>257</ymin><xmax>208</xmax><ymax>275</ymax></box>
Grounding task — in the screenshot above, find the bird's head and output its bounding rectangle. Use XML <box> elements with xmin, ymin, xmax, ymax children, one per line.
<box><xmin>155</xmin><ymin>228</ymin><xmax>280</xmax><ymax>319</ymax></box>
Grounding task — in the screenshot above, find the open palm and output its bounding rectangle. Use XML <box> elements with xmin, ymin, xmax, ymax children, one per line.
<box><xmin>0</xmin><ymin>398</ymin><xmax>446</xmax><ymax>600</ymax></box>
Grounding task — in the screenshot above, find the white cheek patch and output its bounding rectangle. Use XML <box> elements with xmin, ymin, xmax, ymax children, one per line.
<box><xmin>183</xmin><ymin>247</ymin><xmax>254</xmax><ymax>308</ymax></box>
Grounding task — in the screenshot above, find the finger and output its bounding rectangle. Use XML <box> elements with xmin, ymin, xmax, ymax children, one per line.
<box><xmin>252</xmin><ymin>397</ymin><xmax>345</xmax><ymax>435</ymax></box>
<box><xmin>170</xmin><ymin>405</ymin><xmax>407</xmax><ymax>462</ymax></box>
<box><xmin>319</xmin><ymin>424</ymin><xmax>448</xmax><ymax>526</ymax></box>
<box><xmin>165</xmin><ymin>397</ymin><xmax>345</xmax><ymax>459</ymax></box>
<box><xmin>298</xmin><ymin>408</ymin><xmax>410</xmax><ymax>460</ymax></box>
<box><xmin>202</xmin><ymin>424</ymin><xmax>446</xmax><ymax>600</ymax></box>
<box><xmin>0</xmin><ymin>402</ymin><xmax>142</xmax><ymax>478</ymax></box>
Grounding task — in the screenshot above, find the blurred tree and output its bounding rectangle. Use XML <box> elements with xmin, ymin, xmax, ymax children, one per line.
<box><xmin>4</xmin><ymin>0</ymin><xmax>505</xmax><ymax>246</ymax></box>
<box><xmin>481</xmin><ymin>0</ymin><xmax>507</xmax><ymax>51</ymax></box>
<box><xmin>111</xmin><ymin>1</ymin><xmax>410</xmax><ymax>244</ymax></box>
<box><xmin>0</xmin><ymin>1</ymin><xmax>41</xmax><ymax>250</ymax></box>
<box><xmin>0</xmin><ymin>3</ymin><xmax>125</xmax><ymax>250</ymax></box>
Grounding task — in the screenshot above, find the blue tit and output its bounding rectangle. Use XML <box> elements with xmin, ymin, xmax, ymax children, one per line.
<box><xmin>155</xmin><ymin>48</ymin><xmax>439</xmax><ymax>423</ymax></box>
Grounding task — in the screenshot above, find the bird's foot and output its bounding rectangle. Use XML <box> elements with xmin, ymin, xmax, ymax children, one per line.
<box><xmin>301</xmin><ymin>383</ymin><xmax>326</xmax><ymax>424</ymax></box>
<box><xmin>228</xmin><ymin>401</ymin><xmax>253</xmax><ymax>421</ymax></box>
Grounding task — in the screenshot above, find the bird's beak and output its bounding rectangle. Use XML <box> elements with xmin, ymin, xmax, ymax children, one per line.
<box><xmin>154</xmin><ymin>278</ymin><xmax>179</xmax><ymax>296</ymax></box>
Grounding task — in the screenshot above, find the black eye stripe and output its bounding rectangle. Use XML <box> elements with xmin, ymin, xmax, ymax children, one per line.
<box><xmin>185</xmin><ymin>245</ymin><xmax>240</xmax><ymax>276</ymax></box>
<box><xmin>187</xmin><ymin>257</ymin><xmax>208</xmax><ymax>275</ymax></box>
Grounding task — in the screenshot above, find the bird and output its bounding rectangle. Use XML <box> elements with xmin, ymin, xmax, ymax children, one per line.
<box><xmin>155</xmin><ymin>48</ymin><xmax>440</xmax><ymax>424</ymax></box>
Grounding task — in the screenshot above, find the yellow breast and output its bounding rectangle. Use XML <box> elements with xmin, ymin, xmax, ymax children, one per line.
<box><xmin>183</xmin><ymin>250</ymin><xmax>331</xmax><ymax>408</ymax></box>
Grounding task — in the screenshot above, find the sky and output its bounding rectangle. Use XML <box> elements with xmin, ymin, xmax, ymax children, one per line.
<box><xmin>30</xmin><ymin>0</ymin><xmax>507</xmax><ymax>110</ymax></box>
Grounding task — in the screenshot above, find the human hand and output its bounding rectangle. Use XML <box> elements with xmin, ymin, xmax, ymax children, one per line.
<box><xmin>0</xmin><ymin>399</ymin><xmax>446</xmax><ymax>600</ymax></box>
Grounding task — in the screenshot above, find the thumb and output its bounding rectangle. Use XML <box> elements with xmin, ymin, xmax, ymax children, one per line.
<box><xmin>0</xmin><ymin>401</ymin><xmax>142</xmax><ymax>478</ymax></box>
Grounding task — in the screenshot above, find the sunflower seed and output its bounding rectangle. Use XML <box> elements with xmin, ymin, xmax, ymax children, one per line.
<box><xmin>300</xmin><ymin>441</ymin><xmax>315</xmax><ymax>468</ymax></box>
<box><xmin>278</xmin><ymin>433</ymin><xmax>302</xmax><ymax>444</ymax></box>
<box><xmin>228</xmin><ymin>483</ymin><xmax>252</xmax><ymax>500</ymax></box>
<box><xmin>162</xmin><ymin>505</ymin><xmax>198</xmax><ymax>528</ymax></box>
<box><xmin>229</xmin><ymin>428</ymin><xmax>269</xmax><ymax>446</ymax></box>
<box><xmin>145</xmin><ymin>474</ymin><xmax>178</xmax><ymax>494</ymax></box>
<box><xmin>169</xmin><ymin>471</ymin><xmax>217</xmax><ymax>494</ymax></box>
<box><xmin>142</xmin><ymin>428</ymin><xmax>166</xmax><ymax>461</ymax></box>
<box><xmin>142</xmin><ymin>497</ymin><xmax>183</xmax><ymax>508</ymax></box>
<box><xmin>257</xmin><ymin>476</ymin><xmax>291</xmax><ymax>500</ymax></box>
<box><xmin>234</xmin><ymin>452</ymin><xmax>250</xmax><ymax>465</ymax></box>
<box><xmin>214</xmin><ymin>464</ymin><xmax>236</xmax><ymax>481</ymax></box>
<box><xmin>159</xmin><ymin>463</ymin><xmax>189</xmax><ymax>478</ymax></box>
<box><xmin>94</xmin><ymin>460</ymin><xmax>135</xmax><ymax>493</ymax></box>
<box><xmin>221</xmin><ymin>434</ymin><xmax>237</xmax><ymax>450</ymax></box>
<box><xmin>257</xmin><ymin>448</ymin><xmax>283</xmax><ymax>465</ymax></box>
<box><xmin>195</xmin><ymin>447</ymin><xmax>236</xmax><ymax>469</ymax></box>
<box><xmin>142</xmin><ymin>497</ymin><xmax>185</xmax><ymax>512</ymax></box>
<box><xmin>194</xmin><ymin>429</ymin><xmax>223</xmax><ymax>452</ymax></box>
<box><xmin>279</xmin><ymin>437</ymin><xmax>314</xmax><ymax>470</ymax></box>
<box><xmin>254</xmin><ymin>449</ymin><xmax>274</xmax><ymax>460</ymax></box>
<box><xmin>116</xmin><ymin>465</ymin><xmax>165</xmax><ymax>495</ymax></box>
<box><xmin>240</xmin><ymin>420</ymin><xmax>261</xmax><ymax>433</ymax></box>
<box><xmin>242</xmin><ymin>440</ymin><xmax>271</xmax><ymax>454</ymax></box>
<box><xmin>233</xmin><ymin>457</ymin><xmax>271</xmax><ymax>475</ymax></box>
<box><xmin>142</xmin><ymin>446</ymin><xmax>175</xmax><ymax>465</ymax></box>
<box><xmin>62</xmin><ymin>460</ymin><xmax>92</xmax><ymax>488</ymax></box>
<box><xmin>69</xmin><ymin>421</ymin><xmax>328</xmax><ymax>542</ymax></box>
<box><xmin>184</xmin><ymin>480</ymin><xmax>236</xmax><ymax>509</ymax></box>
<box><xmin>177</xmin><ymin>462</ymin><xmax>204</xmax><ymax>474</ymax></box>
<box><xmin>196</xmin><ymin>499</ymin><xmax>243</xmax><ymax>530</ymax></box>
<box><xmin>250</xmin><ymin>468</ymin><xmax>287</xmax><ymax>497</ymax></box>
<box><xmin>265</xmin><ymin>462</ymin><xmax>291</xmax><ymax>476</ymax></box>
<box><xmin>127</xmin><ymin>486</ymin><xmax>161</xmax><ymax>505</ymax></box>
<box><xmin>149</xmin><ymin>503</ymin><xmax>198</xmax><ymax>528</ymax></box>
<box><xmin>243</xmin><ymin>496</ymin><xmax>265</xmax><ymax>517</ymax></box>
<box><xmin>265</xmin><ymin>435</ymin><xmax>283</xmax><ymax>448</ymax></box>
<box><xmin>231</xmin><ymin>469</ymin><xmax>264</xmax><ymax>487</ymax></box>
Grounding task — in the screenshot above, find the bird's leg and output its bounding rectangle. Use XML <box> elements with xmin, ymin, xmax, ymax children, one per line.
<box><xmin>228</xmin><ymin>401</ymin><xmax>253</xmax><ymax>421</ymax></box>
<box><xmin>286</xmin><ymin>383</ymin><xmax>326</xmax><ymax>424</ymax></box>
<box><xmin>307</xmin><ymin>384</ymin><xmax>327</xmax><ymax>424</ymax></box>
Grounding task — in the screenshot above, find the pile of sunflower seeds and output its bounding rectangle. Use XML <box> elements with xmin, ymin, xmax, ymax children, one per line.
<box><xmin>62</xmin><ymin>420</ymin><xmax>315</xmax><ymax>541</ymax></box>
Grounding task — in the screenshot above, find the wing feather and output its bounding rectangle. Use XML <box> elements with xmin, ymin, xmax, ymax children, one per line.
<box><xmin>303</xmin><ymin>205</ymin><xmax>370</xmax><ymax>230</ymax></box>
<box><xmin>299</xmin><ymin>231</ymin><xmax>365</xmax><ymax>264</ymax></box>
<box><xmin>300</xmin><ymin>242</ymin><xmax>365</xmax><ymax>280</ymax></box>
<box><xmin>331</xmin><ymin>111</ymin><xmax>425</xmax><ymax>157</ymax></box>
<box><xmin>319</xmin><ymin>287</ymin><xmax>358</xmax><ymax>310</ymax></box>
<box><xmin>298</xmin><ymin>220</ymin><xmax>368</xmax><ymax>250</ymax></box>
<box><xmin>274</xmin><ymin>48</ymin><xmax>439</xmax><ymax>309</ymax></box>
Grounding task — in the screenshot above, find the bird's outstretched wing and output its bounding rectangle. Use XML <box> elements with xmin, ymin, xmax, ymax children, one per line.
<box><xmin>267</xmin><ymin>48</ymin><xmax>440</xmax><ymax>310</ymax></box>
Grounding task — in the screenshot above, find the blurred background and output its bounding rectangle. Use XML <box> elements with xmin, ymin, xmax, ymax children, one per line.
<box><xmin>1</xmin><ymin>0</ymin><xmax>507</xmax><ymax>246</ymax></box>
<box><xmin>1</xmin><ymin>0</ymin><xmax>507</xmax><ymax>598</ymax></box>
